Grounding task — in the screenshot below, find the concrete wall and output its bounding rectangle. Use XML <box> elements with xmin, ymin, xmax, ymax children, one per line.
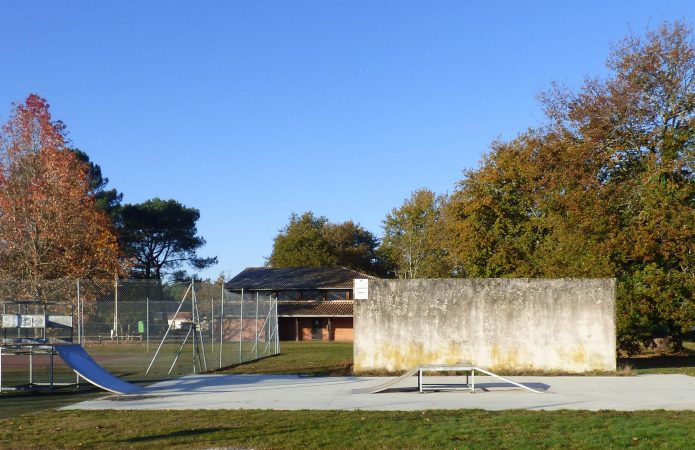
<box><xmin>354</xmin><ymin>278</ymin><xmax>615</xmax><ymax>373</ymax></box>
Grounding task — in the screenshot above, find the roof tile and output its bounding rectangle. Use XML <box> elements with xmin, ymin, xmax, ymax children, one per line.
<box><xmin>277</xmin><ymin>300</ymin><xmax>353</xmax><ymax>317</ymax></box>
<box><xmin>225</xmin><ymin>266</ymin><xmax>377</xmax><ymax>290</ymax></box>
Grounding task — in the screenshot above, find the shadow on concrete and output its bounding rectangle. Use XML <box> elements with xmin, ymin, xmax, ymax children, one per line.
<box><xmin>376</xmin><ymin>382</ymin><xmax>550</xmax><ymax>394</ymax></box>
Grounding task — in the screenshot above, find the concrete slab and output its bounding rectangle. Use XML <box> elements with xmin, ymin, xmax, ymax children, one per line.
<box><xmin>64</xmin><ymin>373</ymin><xmax>695</xmax><ymax>412</ymax></box>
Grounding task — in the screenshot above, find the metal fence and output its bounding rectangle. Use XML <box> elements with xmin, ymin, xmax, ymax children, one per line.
<box><xmin>0</xmin><ymin>279</ymin><xmax>279</xmax><ymax>380</ymax></box>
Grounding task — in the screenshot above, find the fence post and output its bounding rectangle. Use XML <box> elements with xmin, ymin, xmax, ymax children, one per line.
<box><xmin>239</xmin><ymin>288</ymin><xmax>243</xmax><ymax>363</ymax></box>
<box><xmin>146</xmin><ymin>297</ymin><xmax>149</xmax><ymax>353</ymax></box>
<box><xmin>219</xmin><ymin>282</ymin><xmax>224</xmax><ymax>369</ymax></box>
<box><xmin>76</xmin><ymin>279</ymin><xmax>81</xmax><ymax>344</ymax></box>
<box><xmin>113</xmin><ymin>275</ymin><xmax>119</xmax><ymax>341</ymax></box>
<box><xmin>275</xmin><ymin>295</ymin><xmax>280</xmax><ymax>354</ymax></box>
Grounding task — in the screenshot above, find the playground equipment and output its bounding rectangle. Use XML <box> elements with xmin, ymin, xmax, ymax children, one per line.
<box><xmin>0</xmin><ymin>301</ymin><xmax>75</xmax><ymax>392</ymax></box>
<box><xmin>0</xmin><ymin>300</ymin><xmax>142</xmax><ymax>395</ymax></box>
<box><xmin>353</xmin><ymin>363</ymin><xmax>544</xmax><ymax>394</ymax></box>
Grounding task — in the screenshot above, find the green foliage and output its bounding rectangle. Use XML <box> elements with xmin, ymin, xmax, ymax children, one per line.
<box><xmin>69</xmin><ymin>148</ymin><xmax>123</xmax><ymax>219</ymax></box>
<box><xmin>443</xmin><ymin>21</ymin><xmax>694</xmax><ymax>352</ymax></box>
<box><xmin>381</xmin><ymin>188</ymin><xmax>451</xmax><ymax>278</ymax></box>
<box><xmin>268</xmin><ymin>212</ymin><xmax>335</xmax><ymax>267</ymax></box>
<box><xmin>268</xmin><ymin>212</ymin><xmax>387</xmax><ymax>276</ymax></box>
<box><xmin>119</xmin><ymin>198</ymin><xmax>217</xmax><ymax>279</ymax></box>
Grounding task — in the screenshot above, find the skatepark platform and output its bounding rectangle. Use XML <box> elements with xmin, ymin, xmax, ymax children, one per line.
<box><xmin>64</xmin><ymin>373</ymin><xmax>695</xmax><ymax>412</ymax></box>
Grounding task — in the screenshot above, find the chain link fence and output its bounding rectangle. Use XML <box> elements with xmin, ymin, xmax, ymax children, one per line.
<box><xmin>0</xmin><ymin>279</ymin><xmax>279</xmax><ymax>385</ymax></box>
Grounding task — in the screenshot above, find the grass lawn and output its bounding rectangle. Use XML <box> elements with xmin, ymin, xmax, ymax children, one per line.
<box><xmin>215</xmin><ymin>341</ymin><xmax>353</xmax><ymax>376</ymax></box>
<box><xmin>2</xmin><ymin>409</ymin><xmax>695</xmax><ymax>449</ymax></box>
<box><xmin>2</xmin><ymin>341</ymin><xmax>695</xmax><ymax>448</ymax></box>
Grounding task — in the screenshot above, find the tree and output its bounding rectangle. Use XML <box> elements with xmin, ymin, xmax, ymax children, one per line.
<box><xmin>268</xmin><ymin>212</ymin><xmax>334</xmax><ymax>268</ymax></box>
<box><xmin>324</xmin><ymin>220</ymin><xmax>386</xmax><ymax>274</ymax></box>
<box><xmin>382</xmin><ymin>189</ymin><xmax>451</xmax><ymax>278</ymax></box>
<box><xmin>119</xmin><ymin>198</ymin><xmax>217</xmax><ymax>279</ymax></box>
<box><xmin>0</xmin><ymin>94</ymin><xmax>122</xmax><ymax>294</ymax></box>
<box><xmin>70</xmin><ymin>148</ymin><xmax>123</xmax><ymax>219</ymax></box>
<box><xmin>443</xmin><ymin>21</ymin><xmax>694</xmax><ymax>352</ymax></box>
<box><xmin>268</xmin><ymin>211</ymin><xmax>386</xmax><ymax>275</ymax></box>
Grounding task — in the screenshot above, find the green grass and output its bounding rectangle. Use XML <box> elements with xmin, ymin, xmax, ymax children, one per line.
<box><xmin>216</xmin><ymin>341</ymin><xmax>353</xmax><ymax>376</ymax></box>
<box><xmin>2</xmin><ymin>409</ymin><xmax>695</xmax><ymax>449</ymax></box>
<box><xmin>3</xmin><ymin>341</ymin><xmax>695</xmax><ymax>448</ymax></box>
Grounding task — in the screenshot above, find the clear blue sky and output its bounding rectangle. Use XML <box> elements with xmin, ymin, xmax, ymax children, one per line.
<box><xmin>1</xmin><ymin>1</ymin><xmax>692</xmax><ymax>281</ymax></box>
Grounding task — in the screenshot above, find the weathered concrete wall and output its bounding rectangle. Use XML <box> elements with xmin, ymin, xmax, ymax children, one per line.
<box><xmin>354</xmin><ymin>278</ymin><xmax>615</xmax><ymax>373</ymax></box>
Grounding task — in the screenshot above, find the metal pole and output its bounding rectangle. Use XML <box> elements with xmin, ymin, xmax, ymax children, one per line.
<box><xmin>146</xmin><ymin>297</ymin><xmax>150</xmax><ymax>353</ymax></box>
<box><xmin>168</xmin><ymin>325</ymin><xmax>193</xmax><ymax>375</ymax></box>
<box><xmin>42</xmin><ymin>303</ymin><xmax>47</xmax><ymax>341</ymax></box>
<box><xmin>76</xmin><ymin>280</ymin><xmax>81</xmax><ymax>344</ymax></box>
<box><xmin>145</xmin><ymin>283</ymin><xmax>192</xmax><ymax>374</ymax></box>
<box><xmin>192</xmin><ymin>280</ymin><xmax>196</xmax><ymax>374</ymax></box>
<box><xmin>113</xmin><ymin>276</ymin><xmax>118</xmax><ymax>341</ymax></box>
<box><xmin>80</xmin><ymin>285</ymin><xmax>84</xmax><ymax>345</ymax></box>
<box><xmin>193</xmin><ymin>285</ymin><xmax>207</xmax><ymax>372</ymax></box>
<box><xmin>255</xmin><ymin>292</ymin><xmax>259</xmax><ymax>360</ymax></box>
<box><xmin>210</xmin><ymin>297</ymin><xmax>214</xmax><ymax>359</ymax></box>
<box><xmin>219</xmin><ymin>283</ymin><xmax>224</xmax><ymax>369</ymax></box>
<box><xmin>239</xmin><ymin>288</ymin><xmax>243</xmax><ymax>363</ymax></box>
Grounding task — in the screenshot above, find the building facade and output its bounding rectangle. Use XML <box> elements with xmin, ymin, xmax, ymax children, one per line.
<box><xmin>224</xmin><ymin>266</ymin><xmax>375</xmax><ymax>342</ymax></box>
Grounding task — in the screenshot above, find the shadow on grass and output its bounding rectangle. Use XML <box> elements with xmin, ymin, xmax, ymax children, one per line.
<box><xmin>0</xmin><ymin>376</ymin><xmax>174</xmax><ymax>419</ymax></box>
<box><xmin>119</xmin><ymin>427</ymin><xmax>233</xmax><ymax>443</ymax></box>
<box><xmin>619</xmin><ymin>354</ymin><xmax>695</xmax><ymax>370</ymax></box>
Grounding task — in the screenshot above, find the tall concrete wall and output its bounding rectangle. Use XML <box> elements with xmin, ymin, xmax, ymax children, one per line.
<box><xmin>354</xmin><ymin>278</ymin><xmax>616</xmax><ymax>373</ymax></box>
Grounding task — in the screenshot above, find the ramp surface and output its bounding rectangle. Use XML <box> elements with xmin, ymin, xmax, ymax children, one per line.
<box><xmin>54</xmin><ymin>344</ymin><xmax>144</xmax><ymax>395</ymax></box>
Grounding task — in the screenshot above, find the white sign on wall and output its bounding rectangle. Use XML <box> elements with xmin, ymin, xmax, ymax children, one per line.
<box><xmin>354</xmin><ymin>278</ymin><xmax>369</xmax><ymax>300</ymax></box>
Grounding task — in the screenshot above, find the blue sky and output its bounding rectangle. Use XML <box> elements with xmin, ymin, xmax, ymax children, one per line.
<box><xmin>1</xmin><ymin>1</ymin><xmax>692</xmax><ymax>280</ymax></box>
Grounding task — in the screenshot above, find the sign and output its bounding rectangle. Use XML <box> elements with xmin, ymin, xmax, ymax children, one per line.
<box><xmin>1</xmin><ymin>314</ymin><xmax>18</xmax><ymax>328</ymax></box>
<box><xmin>354</xmin><ymin>278</ymin><xmax>369</xmax><ymax>300</ymax></box>
<box><xmin>20</xmin><ymin>314</ymin><xmax>45</xmax><ymax>328</ymax></box>
<box><xmin>1</xmin><ymin>314</ymin><xmax>46</xmax><ymax>328</ymax></box>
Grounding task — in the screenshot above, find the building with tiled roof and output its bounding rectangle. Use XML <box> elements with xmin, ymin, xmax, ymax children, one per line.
<box><xmin>225</xmin><ymin>266</ymin><xmax>376</xmax><ymax>341</ymax></box>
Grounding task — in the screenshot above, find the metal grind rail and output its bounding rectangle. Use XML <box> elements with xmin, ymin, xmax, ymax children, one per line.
<box><xmin>354</xmin><ymin>363</ymin><xmax>544</xmax><ymax>394</ymax></box>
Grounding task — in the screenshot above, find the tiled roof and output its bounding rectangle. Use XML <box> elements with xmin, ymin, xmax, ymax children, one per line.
<box><xmin>277</xmin><ymin>300</ymin><xmax>353</xmax><ymax>317</ymax></box>
<box><xmin>225</xmin><ymin>266</ymin><xmax>377</xmax><ymax>290</ymax></box>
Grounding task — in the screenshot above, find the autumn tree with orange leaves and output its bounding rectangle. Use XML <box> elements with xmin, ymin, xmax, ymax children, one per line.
<box><xmin>0</xmin><ymin>95</ymin><xmax>122</xmax><ymax>297</ymax></box>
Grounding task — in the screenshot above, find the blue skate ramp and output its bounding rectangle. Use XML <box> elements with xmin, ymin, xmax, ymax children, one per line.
<box><xmin>55</xmin><ymin>344</ymin><xmax>144</xmax><ymax>395</ymax></box>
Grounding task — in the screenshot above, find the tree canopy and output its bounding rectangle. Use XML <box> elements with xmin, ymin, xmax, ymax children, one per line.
<box><xmin>268</xmin><ymin>211</ymin><xmax>387</xmax><ymax>276</ymax></box>
<box><xmin>443</xmin><ymin>21</ymin><xmax>694</xmax><ymax>352</ymax></box>
<box><xmin>0</xmin><ymin>94</ymin><xmax>122</xmax><ymax>291</ymax></box>
<box><xmin>119</xmin><ymin>198</ymin><xmax>217</xmax><ymax>279</ymax></box>
<box><xmin>70</xmin><ymin>148</ymin><xmax>123</xmax><ymax>219</ymax></box>
<box><xmin>381</xmin><ymin>189</ymin><xmax>450</xmax><ymax>278</ymax></box>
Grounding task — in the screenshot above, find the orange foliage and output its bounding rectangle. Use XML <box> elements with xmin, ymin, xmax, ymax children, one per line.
<box><xmin>0</xmin><ymin>95</ymin><xmax>122</xmax><ymax>287</ymax></box>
